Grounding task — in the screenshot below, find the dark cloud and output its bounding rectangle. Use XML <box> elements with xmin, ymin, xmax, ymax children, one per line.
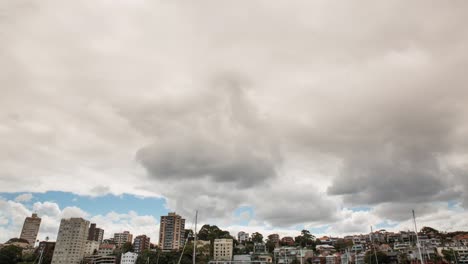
<box><xmin>373</xmin><ymin>202</ymin><xmax>443</xmax><ymax>222</ymax></box>
<box><xmin>133</xmin><ymin>78</ymin><xmax>280</xmax><ymax>188</ymax></box>
<box><xmin>136</xmin><ymin>137</ymin><xmax>276</xmax><ymax>187</ymax></box>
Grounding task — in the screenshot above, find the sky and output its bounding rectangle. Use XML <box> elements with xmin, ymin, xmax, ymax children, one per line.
<box><xmin>1</xmin><ymin>0</ymin><xmax>468</xmax><ymax>244</ymax></box>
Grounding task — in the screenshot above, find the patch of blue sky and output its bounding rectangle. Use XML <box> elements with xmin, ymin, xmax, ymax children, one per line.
<box><xmin>349</xmin><ymin>206</ymin><xmax>372</xmax><ymax>212</ymax></box>
<box><xmin>0</xmin><ymin>191</ymin><xmax>168</xmax><ymax>217</ymax></box>
<box><xmin>309</xmin><ymin>225</ymin><xmax>329</xmax><ymax>234</ymax></box>
<box><xmin>233</xmin><ymin>206</ymin><xmax>254</xmax><ymax>226</ymax></box>
<box><xmin>376</xmin><ymin>220</ymin><xmax>398</xmax><ymax>229</ymax></box>
<box><xmin>447</xmin><ymin>200</ymin><xmax>461</xmax><ymax>210</ymax></box>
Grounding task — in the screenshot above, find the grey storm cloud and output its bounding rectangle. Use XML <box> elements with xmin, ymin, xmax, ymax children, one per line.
<box><xmin>136</xmin><ymin>137</ymin><xmax>277</xmax><ymax>187</ymax></box>
<box><xmin>131</xmin><ymin>79</ymin><xmax>281</xmax><ymax>188</ymax></box>
<box><xmin>1</xmin><ymin>0</ymin><xmax>468</xmax><ymax>229</ymax></box>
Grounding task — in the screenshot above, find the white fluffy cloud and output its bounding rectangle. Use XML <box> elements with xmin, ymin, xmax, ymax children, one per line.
<box><xmin>0</xmin><ymin>198</ymin><xmax>159</xmax><ymax>244</ymax></box>
<box><xmin>14</xmin><ymin>193</ymin><xmax>33</xmax><ymax>203</ymax></box>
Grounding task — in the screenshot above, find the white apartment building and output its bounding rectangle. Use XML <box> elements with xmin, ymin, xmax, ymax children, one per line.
<box><xmin>238</xmin><ymin>231</ymin><xmax>249</xmax><ymax>243</ymax></box>
<box><xmin>121</xmin><ymin>252</ymin><xmax>139</xmax><ymax>264</ymax></box>
<box><xmin>214</xmin><ymin>239</ymin><xmax>233</xmax><ymax>261</ymax></box>
<box><xmin>20</xmin><ymin>213</ymin><xmax>41</xmax><ymax>246</ymax></box>
<box><xmin>51</xmin><ymin>217</ymin><xmax>90</xmax><ymax>264</ymax></box>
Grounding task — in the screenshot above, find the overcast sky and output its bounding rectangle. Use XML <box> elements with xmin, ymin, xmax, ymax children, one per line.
<box><xmin>1</xmin><ymin>0</ymin><xmax>468</xmax><ymax>243</ymax></box>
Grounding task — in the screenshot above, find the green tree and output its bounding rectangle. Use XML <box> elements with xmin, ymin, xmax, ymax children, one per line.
<box><xmin>291</xmin><ymin>258</ymin><xmax>301</xmax><ymax>264</ymax></box>
<box><xmin>442</xmin><ymin>249</ymin><xmax>458</xmax><ymax>263</ymax></box>
<box><xmin>251</xmin><ymin>232</ymin><xmax>264</xmax><ymax>243</ymax></box>
<box><xmin>197</xmin><ymin>224</ymin><xmax>233</xmax><ymax>257</ymax></box>
<box><xmin>122</xmin><ymin>242</ymin><xmax>134</xmax><ymax>253</ymax></box>
<box><xmin>0</xmin><ymin>245</ymin><xmax>23</xmax><ymax>264</ymax></box>
<box><xmin>295</xmin><ymin>230</ymin><xmax>316</xmax><ymax>248</ymax></box>
<box><xmin>265</xmin><ymin>240</ymin><xmax>276</xmax><ymax>253</ymax></box>
<box><xmin>244</xmin><ymin>241</ymin><xmax>254</xmax><ymax>254</ymax></box>
<box><xmin>421</xmin><ymin>226</ymin><xmax>439</xmax><ymax>235</ymax></box>
<box><xmin>364</xmin><ymin>251</ymin><xmax>390</xmax><ymax>264</ymax></box>
<box><xmin>398</xmin><ymin>253</ymin><xmax>409</xmax><ymax>264</ymax></box>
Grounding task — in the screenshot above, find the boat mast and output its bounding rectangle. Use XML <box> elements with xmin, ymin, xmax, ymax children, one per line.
<box><xmin>370</xmin><ymin>226</ymin><xmax>379</xmax><ymax>264</ymax></box>
<box><xmin>37</xmin><ymin>247</ymin><xmax>44</xmax><ymax>264</ymax></box>
<box><xmin>193</xmin><ymin>210</ymin><xmax>198</xmax><ymax>264</ymax></box>
<box><xmin>412</xmin><ymin>210</ymin><xmax>425</xmax><ymax>264</ymax></box>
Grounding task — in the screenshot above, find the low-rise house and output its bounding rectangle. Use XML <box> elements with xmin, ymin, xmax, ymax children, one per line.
<box><xmin>98</xmin><ymin>244</ymin><xmax>116</xmax><ymax>256</ymax></box>
<box><xmin>317</xmin><ymin>244</ymin><xmax>336</xmax><ymax>255</ymax></box>
<box><xmin>351</xmin><ymin>244</ymin><xmax>365</xmax><ymax>252</ymax></box>
<box><xmin>393</xmin><ymin>242</ymin><xmax>410</xmax><ymax>251</ymax></box>
<box><xmin>233</xmin><ymin>254</ymin><xmax>251</xmax><ymax>262</ymax></box>
<box><xmin>274</xmin><ymin>247</ymin><xmax>299</xmax><ymax>264</ymax></box>
<box><xmin>254</xmin><ymin>242</ymin><xmax>267</xmax><ymax>253</ymax></box>
<box><xmin>326</xmin><ymin>254</ymin><xmax>340</xmax><ymax>264</ymax></box>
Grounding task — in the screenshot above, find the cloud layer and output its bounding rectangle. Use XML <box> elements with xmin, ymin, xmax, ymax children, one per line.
<box><xmin>1</xmin><ymin>0</ymin><xmax>468</xmax><ymax>234</ymax></box>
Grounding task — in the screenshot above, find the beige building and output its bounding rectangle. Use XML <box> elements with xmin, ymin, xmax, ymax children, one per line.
<box><xmin>159</xmin><ymin>212</ymin><xmax>185</xmax><ymax>250</ymax></box>
<box><xmin>51</xmin><ymin>217</ymin><xmax>90</xmax><ymax>264</ymax></box>
<box><xmin>213</xmin><ymin>239</ymin><xmax>233</xmax><ymax>261</ymax></box>
<box><xmin>114</xmin><ymin>231</ymin><xmax>133</xmax><ymax>248</ymax></box>
<box><xmin>20</xmin><ymin>213</ymin><xmax>41</xmax><ymax>246</ymax></box>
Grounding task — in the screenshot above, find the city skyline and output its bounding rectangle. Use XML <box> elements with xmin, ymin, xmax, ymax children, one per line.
<box><xmin>1</xmin><ymin>0</ymin><xmax>468</xmax><ymax>250</ymax></box>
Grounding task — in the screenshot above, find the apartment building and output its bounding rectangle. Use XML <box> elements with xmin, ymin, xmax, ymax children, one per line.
<box><xmin>133</xmin><ymin>235</ymin><xmax>151</xmax><ymax>254</ymax></box>
<box><xmin>238</xmin><ymin>231</ymin><xmax>250</xmax><ymax>244</ymax></box>
<box><xmin>159</xmin><ymin>212</ymin><xmax>185</xmax><ymax>250</ymax></box>
<box><xmin>213</xmin><ymin>239</ymin><xmax>233</xmax><ymax>261</ymax></box>
<box><xmin>51</xmin><ymin>217</ymin><xmax>90</xmax><ymax>264</ymax></box>
<box><xmin>88</xmin><ymin>223</ymin><xmax>104</xmax><ymax>243</ymax></box>
<box><xmin>20</xmin><ymin>213</ymin><xmax>42</xmax><ymax>246</ymax></box>
<box><xmin>114</xmin><ymin>231</ymin><xmax>133</xmax><ymax>248</ymax></box>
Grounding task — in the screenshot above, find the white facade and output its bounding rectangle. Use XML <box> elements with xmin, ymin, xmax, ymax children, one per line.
<box><xmin>121</xmin><ymin>252</ymin><xmax>139</xmax><ymax>264</ymax></box>
<box><xmin>238</xmin><ymin>231</ymin><xmax>249</xmax><ymax>243</ymax></box>
<box><xmin>51</xmin><ymin>218</ymin><xmax>90</xmax><ymax>264</ymax></box>
<box><xmin>214</xmin><ymin>239</ymin><xmax>233</xmax><ymax>261</ymax></box>
<box><xmin>84</xmin><ymin>240</ymin><xmax>100</xmax><ymax>256</ymax></box>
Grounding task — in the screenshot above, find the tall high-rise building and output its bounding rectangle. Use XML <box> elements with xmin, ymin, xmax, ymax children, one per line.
<box><xmin>51</xmin><ymin>217</ymin><xmax>90</xmax><ymax>264</ymax></box>
<box><xmin>88</xmin><ymin>223</ymin><xmax>104</xmax><ymax>243</ymax></box>
<box><xmin>159</xmin><ymin>212</ymin><xmax>185</xmax><ymax>250</ymax></box>
<box><xmin>20</xmin><ymin>213</ymin><xmax>42</xmax><ymax>246</ymax></box>
<box><xmin>133</xmin><ymin>235</ymin><xmax>150</xmax><ymax>254</ymax></box>
<box><xmin>114</xmin><ymin>231</ymin><xmax>133</xmax><ymax>248</ymax></box>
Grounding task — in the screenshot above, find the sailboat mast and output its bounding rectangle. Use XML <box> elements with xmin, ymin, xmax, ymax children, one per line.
<box><xmin>38</xmin><ymin>247</ymin><xmax>44</xmax><ymax>264</ymax></box>
<box><xmin>412</xmin><ymin>210</ymin><xmax>425</xmax><ymax>264</ymax></box>
<box><xmin>370</xmin><ymin>226</ymin><xmax>379</xmax><ymax>264</ymax></box>
<box><xmin>193</xmin><ymin>210</ymin><xmax>198</xmax><ymax>264</ymax></box>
